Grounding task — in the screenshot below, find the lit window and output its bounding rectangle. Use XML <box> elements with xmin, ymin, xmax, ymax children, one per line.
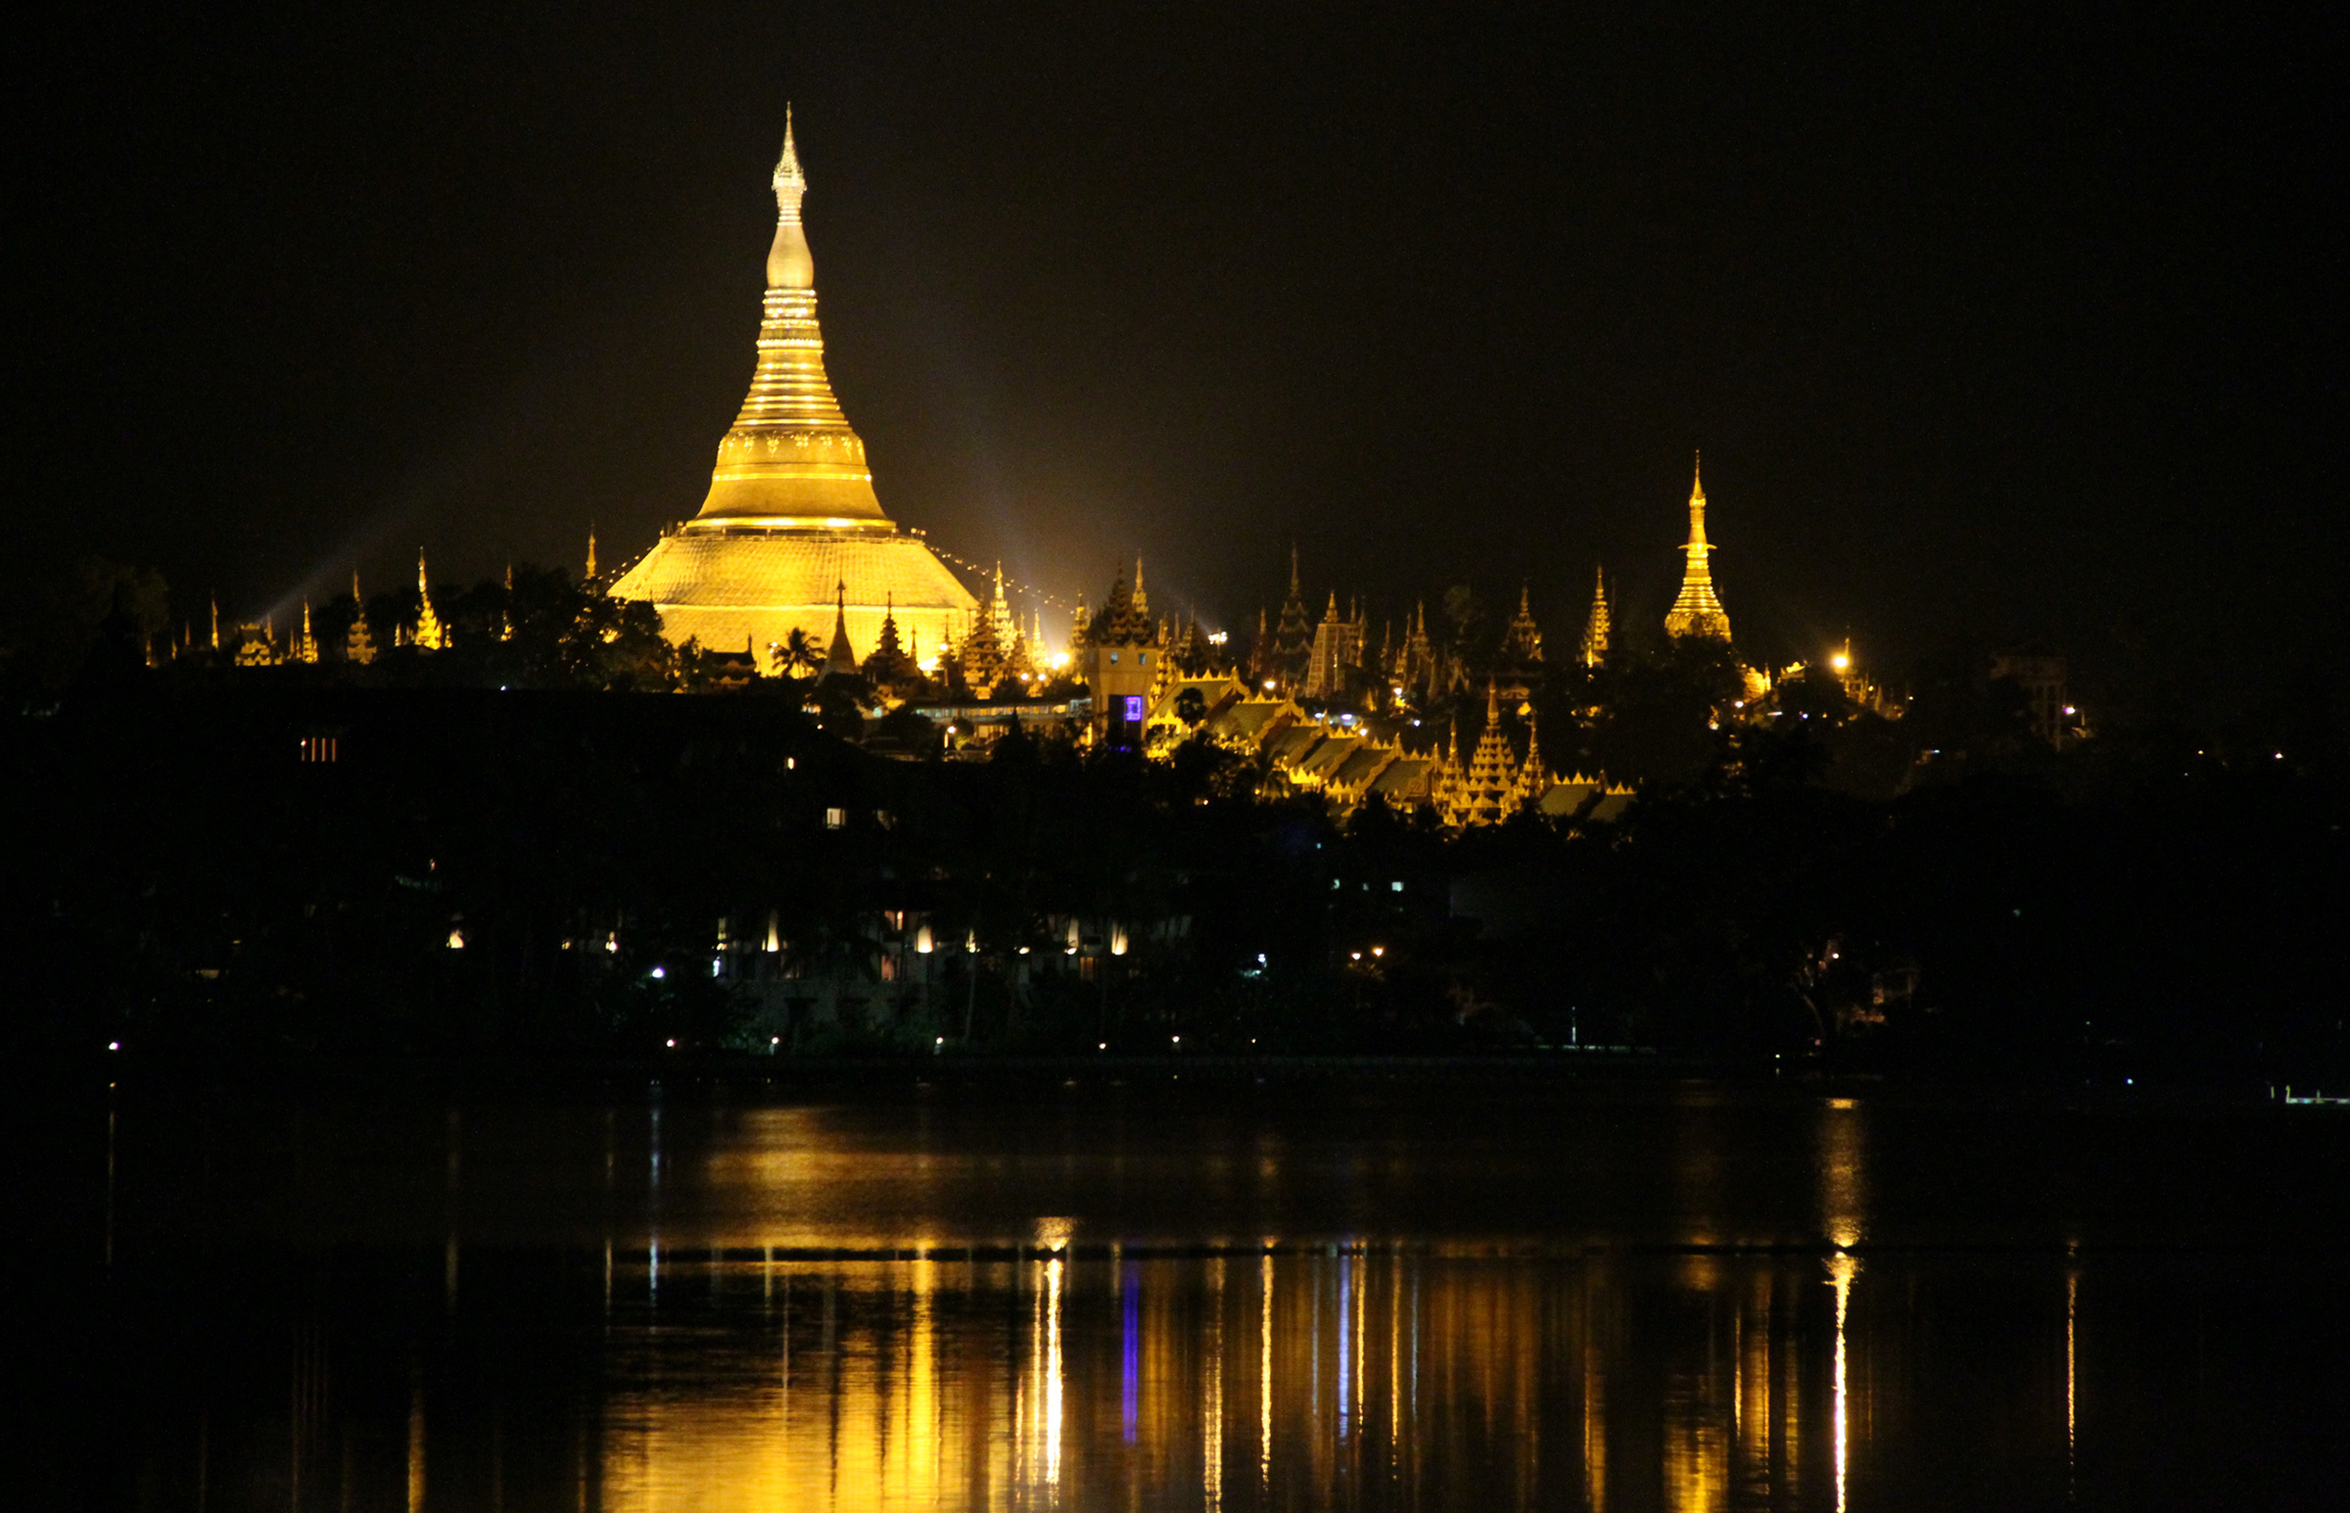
<box><xmin>1391</xmin><ymin>881</ymin><xmax>1404</xmax><ymax>892</ymax></box>
<box><xmin>825</xmin><ymin>807</ymin><xmax>846</xmax><ymax>829</ymax></box>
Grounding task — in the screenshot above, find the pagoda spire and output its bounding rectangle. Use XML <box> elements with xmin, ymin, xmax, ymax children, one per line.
<box><xmin>1133</xmin><ymin>555</ymin><xmax>1148</xmax><ymax>617</ymax></box>
<box><xmin>1579</xmin><ymin>566</ymin><xmax>1611</xmax><ymax>667</ymax></box>
<box><xmin>766</xmin><ymin>105</ymin><xmax>812</xmax><ymax>290</ymax></box>
<box><xmin>294</xmin><ymin>601</ymin><xmax>319</xmax><ymax>664</ymax></box>
<box><xmin>1503</xmin><ymin>580</ymin><xmax>1542</xmax><ymax>662</ymax></box>
<box><xmin>585</xmin><ymin>528</ymin><xmax>598</xmax><ymax>582</ymax></box>
<box><xmin>686</xmin><ymin>108</ymin><xmax>889</xmax><ymax>529</ymax></box>
<box><xmin>1663</xmin><ymin>452</ymin><xmax>1732</xmax><ymax>642</ymax></box>
<box><xmin>415</xmin><ymin>551</ymin><xmax>446</xmax><ymax>651</ymax></box>
<box><xmin>822</xmin><ymin>579</ymin><xmax>858</xmax><ymax>675</ymax></box>
<box><xmin>346</xmin><ymin>572</ymin><xmax>376</xmax><ymax>665</ymax></box>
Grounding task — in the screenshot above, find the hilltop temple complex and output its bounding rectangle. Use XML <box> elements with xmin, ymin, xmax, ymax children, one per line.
<box><xmin>178</xmin><ymin>117</ymin><xmax>1953</xmax><ymax>824</ymax></box>
<box><xmin>605</xmin><ymin>115</ymin><xmax>978</xmax><ymax>663</ymax></box>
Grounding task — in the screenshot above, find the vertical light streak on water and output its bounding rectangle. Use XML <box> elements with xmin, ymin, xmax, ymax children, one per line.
<box><xmin>1354</xmin><ymin>1251</ymin><xmax>1367</xmax><ymax>1453</ymax></box>
<box><xmin>1829</xmin><ymin>1252</ymin><xmax>1859</xmax><ymax>1513</ymax></box>
<box><xmin>1337</xmin><ymin>1251</ymin><xmax>1352</xmax><ymax>1441</ymax></box>
<box><xmin>648</xmin><ymin>1103</ymin><xmax>662</xmax><ymax>1307</ymax></box>
<box><xmin>2066</xmin><ymin>1264</ymin><xmax>2079</xmax><ymax>1504</ymax></box>
<box><xmin>406</xmin><ymin>1368</ymin><xmax>426</xmax><ymax>1513</ymax></box>
<box><xmin>909</xmin><ymin>1255</ymin><xmax>939</xmax><ymax>1504</ymax></box>
<box><xmin>1122</xmin><ymin>1262</ymin><xmax>1141</xmax><ymax>1444</ymax></box>
<box><xmin>1204</xmin><ymin>1257</ymin><xmax>1225</xmax><ymax>1513</ymax></box>
<box><xmin>1045</xmin><ymin>1255</ymin><xmax>1065</xmax><ymax>1492</ymax></box>
<box><xmin>1583</xmin><ymin>1265</ymin><xmax>1607</xmax><ymax>1513</ymax></box>
<box><xmin>1733</xmin><ymin>1309</ymin><xmax>1743</xmax><ymax>1446</ymax></box>
<box><xmin>1259</xmin><ymin>1248</ymin><xmax>1275</xmax><ymax>1490</ymax></box>
<box><xmin>1389</xmin><ymin>1256</ymin><xmax>1402</xmax><ymax>1485</ymax></box>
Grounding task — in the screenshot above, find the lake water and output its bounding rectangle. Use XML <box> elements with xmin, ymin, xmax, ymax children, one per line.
<box><xmin>28</xmin><ymin>1072</ymin><xmax>2350</xmax><ymax>1510</ymax></box>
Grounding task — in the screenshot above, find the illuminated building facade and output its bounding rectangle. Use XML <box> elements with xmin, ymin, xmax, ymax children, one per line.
<box><xmin>609</xmin><ymin>113</ymin><xmax>978</xmax><ymax>659</ymax></box>
<box><xmin>1076</xmin><ymin>559</ymin><xmax>1159</xmax><ymax>743</ymax></box>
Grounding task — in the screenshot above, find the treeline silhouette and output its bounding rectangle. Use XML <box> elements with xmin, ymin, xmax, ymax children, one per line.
<box><xmin>4</xmin><ymin>633</ymin><xmax>2345</xmax><ymax>1088</ymax></box>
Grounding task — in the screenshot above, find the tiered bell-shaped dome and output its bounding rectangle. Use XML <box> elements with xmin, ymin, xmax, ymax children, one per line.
<box><xmin>611</xmin><ymin>111</ymin><xmax>977</xmax><ymax>661</ymax></box>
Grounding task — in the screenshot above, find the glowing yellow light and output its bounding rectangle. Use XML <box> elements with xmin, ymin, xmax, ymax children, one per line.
<box><xmin>1830</xmin><ymin>653</ymin><xmax>1850</xmax><ymax>671</ymax></box>
<box><xmin>1830</xmin><ymin>1251</ymin><xmax>1859</xmax><ymax>1513</ymax></box>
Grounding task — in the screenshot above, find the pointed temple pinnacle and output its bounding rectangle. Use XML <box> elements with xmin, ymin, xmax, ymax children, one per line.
<box><xmin>1664</xmin><ymin>452</ymin><xmax>1732</xmax><ymax>642</ymax></box>
<box><xmin>767</xmin><ymin>105</ymin><xmax>815</xmax><ymax>289</ymax></box>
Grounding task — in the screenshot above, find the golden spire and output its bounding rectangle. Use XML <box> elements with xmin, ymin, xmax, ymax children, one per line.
<box><xmin>1663</xmin><ymin>452</ymin><xmax>1732</xmax><ymax>642</ymax></box>
<box><xmin>209</xmin><ymin>595</ymin><xmax>219</xmax><ymax>651</ymax></box>
<box><xmin>694</xmin><ymin>109</ymin><xmax>891</xmax><ymax>530</ymax></box>
<box><xmin>347</xmin><ymin>572</ymin><xmax>376</xmax><ymax>665</ymax></box>
<box><xmin>415</xmin><ymin>552</ymin><xmax>446</xmax><ymax>651</ymax></box>
<box><xmin>1580</xmin><ymin>565</ymin><xmax>1611</xmax><ymax>667</ymax></box>
<box><xmin>766</xmin><ymin>105</ymin><xmax>812</xmax><ymax>290</ymax></box>
<box><xmin>585</xmin><ymin>528</ymin><xmax>598</xmax><ymax>581</ymax></box>
<box><xmin>294</xmin><ymin>600</ymin><xmax>319</xmax><ymax>664</ymax></box>
<box><xmin>822</xmin><ymin>579</ymin><xmax>858</xmax><ymax>674</ymax></box>
<box><xmin>1133</xmin><ymin>555</ymin><xmax>1148</xmax><ymax>617</ymax></box>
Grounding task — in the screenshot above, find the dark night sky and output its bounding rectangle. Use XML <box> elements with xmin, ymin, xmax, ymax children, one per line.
<box><xmin>15</xmin><ymin>4</ymin><xmax>2344</xmax><ymax>692</ymax></box>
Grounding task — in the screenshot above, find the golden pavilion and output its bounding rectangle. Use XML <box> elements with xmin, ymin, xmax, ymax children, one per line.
<box><xmin>609</xmin><ymin>112</ymin><xmax>977</xmax><ymax>661</ymax></box>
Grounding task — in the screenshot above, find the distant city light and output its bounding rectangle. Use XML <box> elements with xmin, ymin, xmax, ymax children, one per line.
<box><xmin>1206</xmin><ymin>632</ymin><xmax>1228</xmax><ymax>646</ymax></box>
<box><xmin>650</xmin><ymin>966</ymin><xmax>666</xmax><ymax>979</ymax></box>
<box><xmin>1830</xmin><ymin>652</ymin><xmax>1851</xmax><ymax>671</ymax></box>
<box><xmin>108</xmin><ymin>1041</ymin><xmax>120</xmax><ymax>1052</ymax></box>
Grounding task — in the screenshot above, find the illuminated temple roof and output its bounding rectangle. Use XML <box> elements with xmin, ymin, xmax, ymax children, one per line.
<box><xmin>610</xmin><ymin>110</ymin><xmax>977</xmax><ymax>659</ymax></box>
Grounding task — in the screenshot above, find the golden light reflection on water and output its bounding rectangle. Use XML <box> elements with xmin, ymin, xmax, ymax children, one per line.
<box><xmin>585</xmin><ymin>1244</ymin><xmax>1891</xmax><ymax>1513</ymax></box>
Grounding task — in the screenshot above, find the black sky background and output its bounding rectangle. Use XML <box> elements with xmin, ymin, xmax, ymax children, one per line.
<box><xmin>14</xmin><ymin>3</ymin><xmax>2343</xmax><ymax>699</ymax></box>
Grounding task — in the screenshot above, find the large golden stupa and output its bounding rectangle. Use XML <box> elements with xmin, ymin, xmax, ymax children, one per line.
<box><xmin>609</xmin><ymin>113</ymin><xmax>977</xmax><ymax>662</ymax></box>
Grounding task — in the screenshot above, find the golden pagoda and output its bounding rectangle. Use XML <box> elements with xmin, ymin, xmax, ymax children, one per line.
<box><xmin>413</xmin><ymin>552</ymin><xmax>447</xmax><ymax>651</ymax></box>
<box><xmin>1579</xmin><ymin>566</ymin><xmax>1610</xmax><ymax>666</ymax></box>
<box><xmin>609</xmin><ymin>110</ymin><xmax>978</xmax><ymax>657</ymax></box>
<box><xmin>1663</xmin><ymin>453</ymin><xmax>1732</xmax><ymax>642</ymax></box>
<box><xmin>346</xmin><ymin>573</ymin><xmax>377</xmax><ymax>665</ymax></box>
<box><xmin>292</xmin><ymin>601</ymin><xmax>319</xmax><ymax>664</ymax></box>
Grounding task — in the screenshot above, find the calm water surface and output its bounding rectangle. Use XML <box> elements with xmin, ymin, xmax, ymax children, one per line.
<box><xmin>29</xmin><ymin>1075</ymin><xmax>2350</xmax><ymax>1510</ymax></box>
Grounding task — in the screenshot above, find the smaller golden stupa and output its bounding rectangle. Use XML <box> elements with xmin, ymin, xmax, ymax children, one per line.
<box><xmin>1664</xmin><ymin>454</ymin><xmax>1732</xmax><ymax>642</ymax></box>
